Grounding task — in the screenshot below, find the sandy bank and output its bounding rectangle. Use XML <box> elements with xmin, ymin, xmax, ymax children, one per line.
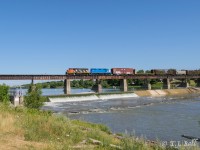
<box><xmin>134</xmin><ymin>87</ymin><xmax>200</xmax><ymax>97</ymax></box>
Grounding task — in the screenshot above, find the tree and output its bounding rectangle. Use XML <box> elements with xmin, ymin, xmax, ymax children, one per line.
<box><xmin>101</xmin><ymin>80</ymin><xmax>109</xmax><ymax>88</ymax></box>
<box><xmin>145</xmin><ymin>70</ymin><xmax>151</xmax><ymax>74</ymax></box>
<box><xmin>137</xmin><ymin>70</ymin><xmax>144</xmax><ymax>74</ymax></box>
<box><xmin>24</xmin><ymin>84</ymin><xmax>45</xmax><ymax>109</ymax></box>
<box><xmin>107</xmin><ymin>79</ymin><xmax>120</xmax><ymax>86</ymax></box>
<box><xmin>79</xmin><ymin>79</ymin><xmax>84</xmax><ymax>88</ymax></box>
<box><xmin>0</xmin><ymin>84</ymin><xmax>9</xmax><ymax>103</ymax></box>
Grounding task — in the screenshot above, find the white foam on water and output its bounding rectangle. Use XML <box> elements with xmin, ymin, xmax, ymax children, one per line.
<box><xmin>48</xmin><ymin>93</ymin><xmax>139</xmax><ymax>103</ymax></box>
<box><xmin>99</xmin><ymin>93</ymin><xmax>138</xmax><ymax>100</ymax></box>
<box><xmin>49</xmin><ymin>95</ymin><xmax>99</xmax><ymax>102</ymax></box>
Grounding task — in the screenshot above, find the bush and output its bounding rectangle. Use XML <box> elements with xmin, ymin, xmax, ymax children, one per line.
<box><xmin>0</xmin><ymin>84</ymin><xmax>9</xmax><ymax>103</ymax></box>
<box><xmin>24</xmin><ymin>84</ymin><xmax>45</xmax><ymax>109</ymax></box>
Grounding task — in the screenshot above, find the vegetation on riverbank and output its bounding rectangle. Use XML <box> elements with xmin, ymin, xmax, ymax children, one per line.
<box><xmin>0</xmin><ymin>104</ymin><xmax>177</xmax><ymax>150</ymax></box>
<box><xmin>0</xmin><ymin>84</ymin><xmax>9</xmax><ymax>104</ymax></box>
<box><xmin>24</xmin><ymin>84</ymin><xmax>45</xmax><ymax>109</ymax></box>
<box><xmin>21</xmin><ymin>79</ymin><xmax>198</xmax><ymax>92</ymax></box>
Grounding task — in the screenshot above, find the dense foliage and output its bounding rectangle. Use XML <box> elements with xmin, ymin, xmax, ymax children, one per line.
<box><xmin>22</xmin><ymin>79</ymin><xmax>164</xmax><ymax>89</ymax></box>
<box><xmin>0</xmin><ymin>84</ymin><xmax>9</xmax><ymax>103</ymax></box>
<box><xmin>24</xmin><ymin>84</ymin><xmax>45</xmax><ymax>109</ymax></box>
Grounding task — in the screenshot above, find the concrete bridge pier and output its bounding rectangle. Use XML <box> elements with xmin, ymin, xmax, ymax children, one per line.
<box><xmin>31</xmin><ymin>79</ymin><xmax>34</xmax><ymax>85</ymax></box>
<box><xmin>64</xmin><ymin>79</ymin><xmax>71</xmax><ymax>94</ymax></box>
<box><xmin>163</xmin><ymin>78</ymin><xmax>171</xmax><ymax>89</ymax></box>
<box><xmin>185</xmin><ymin>79</ymin><xmax>190</xmax><ymax>88</ymax></box>
<box><xmin>120</xmin><ymin>79</ymin><xmax>128</xmax><ymax>92</ymax></box>
<box><xmin>146</xmin><ymin>80</ymin><xmax>152</xmax><ymax>90</ymax></box>
<box><xmin>92</xmin><ymin>79</ymin><xmax>102</xmax><ymax>93</ymax></box>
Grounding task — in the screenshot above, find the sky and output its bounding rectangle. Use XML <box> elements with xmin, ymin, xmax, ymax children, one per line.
<box><xmin>0</xmin><ymin>0</ymin><xmax>200</xmax><ymax>75</ymax></box>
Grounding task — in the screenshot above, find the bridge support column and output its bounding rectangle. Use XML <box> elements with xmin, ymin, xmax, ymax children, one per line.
<box><xmin>64</xmin><ymin>79</ymin><xmax>71</xmax><ymax>94</ymax></box>
<box><xmin>31</xmin><ymin>79</ymin><xmax>34</xmax><ymax>85</ymax></box>
<box><xmin>163</xmin><ymin>78</ymin><xmax>170</xmax><ymax>89</ymax></box>
<box><xmin>120</xmin><ymin>79</ymin><xmax>127</xmax><ymax>92</ymax></box>
<box><xmin>97</xmin><ymin>81</ymin><xmax>102</xmax><ymax>93</ymax></box>
<box><xmin>147</xmin><ymin>80</ymin><xmax>151</xmax><ymax>90</ymax></box>
<box><xmin>92</xmin><ymin>79</ymin><xmax>102</xmax><ymax>93</ymax></box>
<box><xmin>185</xmin><ymin>79</ymin><xmax>190</xmax><ymax>88</ymax></box>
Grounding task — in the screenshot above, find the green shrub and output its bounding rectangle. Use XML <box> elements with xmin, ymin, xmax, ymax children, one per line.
<box><xmin>24</xmin><ymin>84</ymin><xmax>45</xmax><ymax>109</ymax></box>
<box><xmin>0</xmin><ymin>84</ymin><xmax>9</xmax><ymax>103</ymax></box>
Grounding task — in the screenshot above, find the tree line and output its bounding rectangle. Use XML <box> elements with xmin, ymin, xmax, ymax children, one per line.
<box><xmin>22</xmin><ymin>78</ymin><xmax>162</xmax><ymax>89</ymax></box>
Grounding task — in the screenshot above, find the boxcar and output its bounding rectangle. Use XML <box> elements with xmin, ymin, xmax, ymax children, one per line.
<box><xmin>90</xmin><ymin>68</ymin><xmax>111</xmax><ymax>74</ymax></box>
<box><xmin>111</xmin><ymin>68</ymin><xmax>135</xmax><ymax>75</ymax></box>
<box><xmin>67</xmin><ymin>68</ymin><xmax>89</xmax><ymax>75</ymax></box>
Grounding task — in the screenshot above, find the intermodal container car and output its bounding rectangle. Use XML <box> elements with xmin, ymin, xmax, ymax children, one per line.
<box><xmin>90</xmin><ymin>68</ymin><xmax>111</xmax><ymax>74</ymax></box>
<box><xmin>111</xmin><ymin>68</ymin><xmax>135</xmax><ymax>75</ymax></box>
<box><xmin>67</xmin><ymin>68</ymin><xmax>89</xmax><ymax>75</ymax></box>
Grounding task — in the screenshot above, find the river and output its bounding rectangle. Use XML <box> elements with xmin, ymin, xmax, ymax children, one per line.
<box><xmin>42</xmin><ymin>91</ymin><xmax>200</xmax><ymax>142</ymax></box>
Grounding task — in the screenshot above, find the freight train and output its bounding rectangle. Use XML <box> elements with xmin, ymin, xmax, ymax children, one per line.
<box><xmin>67</xmin><ymin>68</ymin><xmax>135</xmax><ymax>75</ymax></box>
<box><xmin>66</xmin><ymin>68</ymin><xmax>200</xmax><ymax>76</ymax></box>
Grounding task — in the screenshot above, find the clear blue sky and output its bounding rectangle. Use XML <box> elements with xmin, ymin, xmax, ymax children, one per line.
<box><xmin>0</xmin><ymin>0</ymin><xmax>200</xmax><ymax>74</ymax></box>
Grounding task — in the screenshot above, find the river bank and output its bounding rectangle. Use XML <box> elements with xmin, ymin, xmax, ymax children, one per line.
<box><xmin>0</xmin><ymin>104</ymin><xmax>173</xmax><ymax>150</ymax></box>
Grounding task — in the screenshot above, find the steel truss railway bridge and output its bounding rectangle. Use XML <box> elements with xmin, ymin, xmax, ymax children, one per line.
<box><xmin>1</xmin><ymin>74</ymin><xmax>200</xmax><ymax>94</ymax></box>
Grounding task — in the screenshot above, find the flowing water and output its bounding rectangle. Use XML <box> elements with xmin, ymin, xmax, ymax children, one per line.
<box><xmin>42</xmin><ymin>94</ymin><xmax>200</xmax><ymax>142</ymax></box>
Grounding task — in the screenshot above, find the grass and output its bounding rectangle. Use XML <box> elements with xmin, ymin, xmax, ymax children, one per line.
<box><xmin>0</xmin><ymin>104</ymin><xmax>199</xmax><ymax>150</ymax></box>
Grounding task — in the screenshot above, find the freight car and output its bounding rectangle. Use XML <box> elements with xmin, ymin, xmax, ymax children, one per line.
<box><xmin>67</xmin><ymin>68</ymin><xmax>89</xmax><ymax>75</ymax></box>
<box><xmin>111</xmin><ymin>68</ymin><xmax>135</xmax><ymax>75</ymax></box>
<box><xmin>176</xmin><ymin>70</ymin><xmax>187</xmax><ymax>75</ymax></box>
<box><xmin>151</xmin><ymin>69</ymin><xmax>176</xmax><ymax>75</ymax></box>
<box><xmin>186</xmin><ymin>70</ymin><xmax>200</xmax><ymax>75</ymax></box>
<box><xmin>90</xmin><ymin>68</ymin><xmax>111</xmax><ymax>75</ymax></box>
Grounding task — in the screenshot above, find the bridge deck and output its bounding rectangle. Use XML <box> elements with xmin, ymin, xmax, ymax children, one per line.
<box><xmin>0</xmin><ymin>74</ymin><xmax>199</xmax><ymax>80</ymax></box>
